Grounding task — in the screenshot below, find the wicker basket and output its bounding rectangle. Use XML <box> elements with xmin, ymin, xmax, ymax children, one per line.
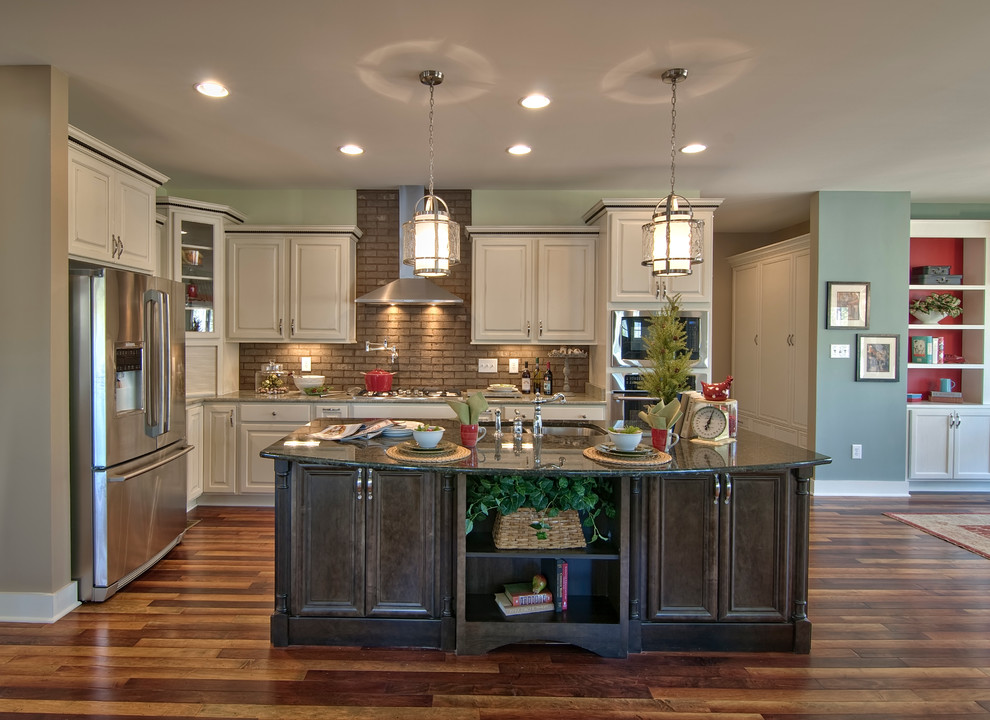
<box><xmin>492</xmin><ymin>508</ymin><xmax>587</xmax><ymax>549</ymax></box>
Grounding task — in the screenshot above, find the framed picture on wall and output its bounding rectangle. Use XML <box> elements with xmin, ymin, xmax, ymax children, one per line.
<box><xmin>827</xmin><ymin>281</ymin><xmax>870</xmax><ymax>329</ymax></box>
<box><xmin>856</xmin><ymin>333</ymin><xmax>899</xmax><ymax>382</ymax></box>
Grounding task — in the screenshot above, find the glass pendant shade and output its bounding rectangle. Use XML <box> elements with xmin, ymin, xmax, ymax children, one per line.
<box><xmin>642</xmin><ymin>194</ymin><xmax>704</xmax><ymax>277</ymax></box>
<box><xmin>402</xmin><ymin>195</ymin><xmax>461</xmax><ymax>277</ymax></box>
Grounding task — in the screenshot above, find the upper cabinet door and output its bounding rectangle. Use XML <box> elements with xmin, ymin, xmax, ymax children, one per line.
<box><xmin>472</xmin><ymin>238</ymin><xmax>534</xmax><ymax>343</ymax></box>
<box><xmin>290</xmin><ymin>237</ymin><xmax>353</xmax><ymax>342</ymax></box>
<box><xmin>69</xmin><ymin>149</ymin><xmax>114</xmax><ymax>261</ymax></box>
<box><xmin>114</xmin><ymin>170</ymin><xmax>157</xmax><ymax>273</ymax></box>
<box><xmin>227</xmin><ymin>236</ymin><xmax>285</xmax><ymax>340</ymax></box>
<box><xmin>537</xmin><ymin>236</ymin><xmax>596</xmax><ymax>342</ymax></box>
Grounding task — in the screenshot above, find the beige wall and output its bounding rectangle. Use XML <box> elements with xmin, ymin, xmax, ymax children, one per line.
<box><xmin>0</xmin><ymin>67</ymin><xmax>71</xmax><ymax>605</ymax></box>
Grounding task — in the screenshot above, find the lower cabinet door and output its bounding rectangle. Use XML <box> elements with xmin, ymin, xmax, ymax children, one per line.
<box><xmin>718</xmin><ymin>472</ymin><xmax>790</xmax><ymax>622</ymax></box>
<box><xmin>954</xmin><ymin>411</ymin><xmax>990</xmax><ymax>480</ymax></box>
<box><xmin>646</xmin><ymin>475</ymin><xmax>718</xmax><ymax>621</ymax></box>
<box><xmin>364</xmin><ymin>469</ymin><xmax>436</xmax><ymax>617</ymax></box>
<box><xmin>290</xmin><ymin>466</ymin><xmax>437</xmax><ymax>619</ymax></box>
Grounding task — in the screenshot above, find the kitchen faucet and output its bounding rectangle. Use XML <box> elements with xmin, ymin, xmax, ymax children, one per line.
<box><xmin>530</xmin><ymin>391</ymin><xmax>566</xmax><ymax>436</ymax></box>
<box><xmin>365</xmin><ymin>337</ymin><xmax>397</xmax><ymax>364</ymax></box>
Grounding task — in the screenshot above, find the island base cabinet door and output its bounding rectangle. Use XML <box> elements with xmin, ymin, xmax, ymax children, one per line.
<box><xmin>364</xmin><ymin>470</ymin><xmax>436</xmax><ymax>618</ymax></box>
<box><xmin>719</xmin><ymin>472</ymin><xmax>791</xmax><ymax>622</ymax></box>
<box><xmin>290</xmin><ymin>467</ymin><xmax>437</xmax><ymax>619</ymax></box>
<box><xmin>646</xmin><ymin>475</ymin><xmax>718</xmax><ymax>621</ymax></box>
<box><xmin>291</xmin><ymin>467</ymin><xmax>365</xmax><ymax>617</ymax></box>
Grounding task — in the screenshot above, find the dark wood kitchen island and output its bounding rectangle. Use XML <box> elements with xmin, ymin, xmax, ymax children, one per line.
<box><xmin>262</xmin><ymin>419</ymin><xmax>830</xmax><ymax>657</ymax></box>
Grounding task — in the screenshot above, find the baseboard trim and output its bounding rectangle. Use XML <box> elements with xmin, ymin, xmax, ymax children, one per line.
<box><xmin>813</xmin><ymin>479</ymin><xmax>910</xmax><ymax>496</ymax></box>
<box><xmin>0</xmin><ymin>582</ymin><xmax>80</xmax><ymax>623</ymax></box>
<box><xmin>193</xmin><ymin>493</ymin><xmax>274</xmax><ymax>508</ymax></box>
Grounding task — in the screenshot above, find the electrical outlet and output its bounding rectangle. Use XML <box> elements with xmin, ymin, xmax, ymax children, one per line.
<box><xmin>478</xmin><ymin>358</ymin><xmax>498</xmax><ymax>373</ymax></box>
<box><xmin>508</xmin><ymin>358</ymin><xmax>519</xmax><ymax>374</ymax></box>
<box><xmin>831</xmin><ymin>344</ymin><xmax>851</xmax><ymax>359</ymax></box>
<box><xmin>851</xmin><ymin>444</ymin><xmax>863</xmax><ymax>459</ymax></box>
<box><xmin>301</xmin><ymin>356</ymin><xmax>312</xmax><ymax>372</ymax></box>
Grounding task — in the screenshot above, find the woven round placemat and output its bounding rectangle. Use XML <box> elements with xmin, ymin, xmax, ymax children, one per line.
<box><xmin>582</xmin><ymin>446</ymin><xmax>672</xmax><ymax>467</ymax></box>
<box><xmin>385</xmin><ymin>443</ymin><xmax>472</xmax><ymax>464</ymax></box>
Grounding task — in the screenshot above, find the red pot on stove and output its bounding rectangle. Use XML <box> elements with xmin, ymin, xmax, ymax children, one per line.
<box><xmin>361</xmin><ymin>369</ymin><xmax>396</xmax><ymax>393</ymax></box>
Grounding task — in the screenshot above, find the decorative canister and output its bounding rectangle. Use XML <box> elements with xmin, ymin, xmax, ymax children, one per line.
<box><xmin>255</xmin><ymin>361</ymin><xmax>289</xmax><ymax>394</ymax></box>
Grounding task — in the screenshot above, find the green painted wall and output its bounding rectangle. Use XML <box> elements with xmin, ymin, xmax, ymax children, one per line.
<box><xmin>472</xmin><ymin>189</ymin><xmax>695</xmax><ymax>225</ymax></box>
<box><xmin>813</xmin><ymin>191</ymin><xmax>911</xmax><ymax>487</ymax></box>
<box><xmin>160</xmin><ymin>188</ymin><xmax>357</xmax><ymax>225</ymax></box>
<box><xmin>912</xmin><ymin>203</ymin><xmax>990</xmax><ymax>220</ymax></box>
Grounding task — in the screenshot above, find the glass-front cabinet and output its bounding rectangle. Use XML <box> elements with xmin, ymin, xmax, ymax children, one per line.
<box><xmin>179</xmin><ymin>218</ymin><xmax>219</xmax><ymax>334</ymax></box>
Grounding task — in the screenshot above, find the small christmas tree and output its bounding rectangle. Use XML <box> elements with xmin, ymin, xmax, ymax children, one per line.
<box><xmin>639</xmin><ymin>293</ymin><xmax>695</xmax><ymax>404</ymax></box>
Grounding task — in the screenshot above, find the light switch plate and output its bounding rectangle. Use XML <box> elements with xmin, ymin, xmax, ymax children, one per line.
<box><xmin>830</xmin><ymin>344</ymin><xmax>850</xmax><ymax>359</ymax></box>
<box><xmin>478</xmin><ymin>358</ymin><xmax>498</xmax><ymax>373</ymax></box>
<box><xmin>301</xmin><ymin>356</ymin><xmax>312</xmax><ymax>372</ymax></box>
<box><xmin>508</xmin><ymin>358</ymin><xmax>519</xmax><ymax>374</ymax></box>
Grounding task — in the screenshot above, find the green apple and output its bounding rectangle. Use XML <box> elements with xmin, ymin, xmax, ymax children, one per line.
<box><xmin>532</xmin><ymin>574</ymin><xmax>547</xmax><ymax>593</ymax></box>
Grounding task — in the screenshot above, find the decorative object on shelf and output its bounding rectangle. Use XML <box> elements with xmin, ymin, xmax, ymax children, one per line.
<box><xmin>855</xmin><ymin>333</ymin><xmax>900</xmax><ymax>382</ymax></box>
<box><xmin>641</xmin><ymin>68</ymin><xmax>704</xmax><ymax>278</ymax></box>
<box><xmin>401</xmin><ymin>70</ymin><xmax>460</xmax><ymax>277</ymax></box>
<box><xmin>701</xmin><ymin>375</ymin><xmax>733</xmax><ymax>401</ymax></box>
<box><xmin>638</xmin><ymin>293</ymin><xmax>695</xmax><ymax>403</ymax></box>
<box><xmin>909</xmin><ymin>292</ymin><xmax>962</xmax><ymax>324</ymax></box>
<box><xmin>548</xmin><ymin>348</ymin><xmax>588</xmax><ymax>393</ymax></box>
<box><xmin>826</xmin><ymin>281</ymin><xmax>870</xmax><ymax>329</ymax></box>
<box><xmin>465</xmin><ymin>475</ymin><xmax>616</xmax><ymax>545</ymax></box>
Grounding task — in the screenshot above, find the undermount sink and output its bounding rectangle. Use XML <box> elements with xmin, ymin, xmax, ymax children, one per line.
<box><xmin>536</xmin><ymin>424</ymin><xmax>607</xmax><ymax>437</ymax></box>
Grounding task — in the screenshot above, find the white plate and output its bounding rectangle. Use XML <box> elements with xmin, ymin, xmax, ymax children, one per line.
<box><xmin>487</xmin><ymin>384</ymin><xmax>518</xmax><ymax>393</ymax></box>
<box><xmin>382</xmin><ymin>427</ymin><xmax>413</xmax><ymax>437</ymax></box>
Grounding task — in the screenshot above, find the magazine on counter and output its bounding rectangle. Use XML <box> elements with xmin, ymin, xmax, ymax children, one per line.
<box><xmin>310</xmin><ymin>419</ymin><xmax>395</xmax><ymax>441</ymax></box>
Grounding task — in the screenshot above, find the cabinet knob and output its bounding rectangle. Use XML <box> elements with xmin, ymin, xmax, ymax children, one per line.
<box><xmin>272</xmin><ymin>411</ymin><xmax>277</xmax><ymax>417</ymax></box>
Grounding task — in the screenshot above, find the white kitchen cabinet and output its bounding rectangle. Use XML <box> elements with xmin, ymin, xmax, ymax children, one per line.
<box><xmin>349</xmin><ymin>403</ymin><xmax>451</xmax><ymax>421</ymax></box>
<box><xmin>185</xmin><ymin>403</ymin><xmax>204</xmax><ymax>507</ymax></box>
<box><xmin>908</xmin><ymin>407</ymin><xmax>990</xmax><ymax>481</ymax></box>
<box><xmin>469</xmin><ymin>227</ymin><xmax>597</xmax><ymax>344</ymax></box>
<box><xmin>238</xmin><ymin>403</ymin><xmax>314</xmax><ymax>494</ymax></box>
<box><xmin>226</xmin><ymin>226</ymin><xmax>361</xmax><ymax>343</ymax></box>
<box><xmin>582</xmin><ymin>199</ymin><xmax>722</xmax><ymax>305</ymax></box>
<box><xmin>203</xmin><ymin>404</ymin><xmax>237</xmax><ymax>494</ymax></box>
<box><xmin>68</xmin><ymin>126</ymin><xmax>167</xmax><ymax>274</ymax></box>
<box><xmin>486</xmin><ymin>403</ymin><xmax>606</xmax><ymax>421</ymax></box>
<box><xmin>728</xmin><ymin>236</ymin><xmax>811</xmax><ymax>448</ymax></box>
<box><xmin>313</xmin><ymin>404</ymin><xmax>350</xmax><ymax>420</ymax></box>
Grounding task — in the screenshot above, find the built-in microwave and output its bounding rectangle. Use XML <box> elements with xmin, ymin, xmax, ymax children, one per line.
<box><xmin>611</xmin><ymin>309</ymin><xmax>706</xmax><ymax>369</ymax></box>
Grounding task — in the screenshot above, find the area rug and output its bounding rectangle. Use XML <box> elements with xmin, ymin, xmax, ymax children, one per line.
<box><xmin>884</xmin><ymin>513</ymin><xmax>990</xmax><ymax>560</ymax></box>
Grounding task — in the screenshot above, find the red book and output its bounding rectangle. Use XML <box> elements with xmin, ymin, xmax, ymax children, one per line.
<box><xmin>560</xmin><ymin>560</ymin><xmax>568</xmax><ymax>611</ymax></box>
<box><xmin>503</xmin><ymin>583</ymin><xmax>553</xmax><ymax>606</ymax></box>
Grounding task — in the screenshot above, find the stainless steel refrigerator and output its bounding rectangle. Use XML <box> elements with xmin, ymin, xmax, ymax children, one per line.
<box><xmin>70</xmin><ymin>263</ymin><xmax>190</xmax><ymax>601</ymax></box>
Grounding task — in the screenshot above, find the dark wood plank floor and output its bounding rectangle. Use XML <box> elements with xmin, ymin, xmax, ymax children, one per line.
<box><xmin>2</xmin><ymin>496</ymin><xmax>990</xmax><ymax>719</ymax></box>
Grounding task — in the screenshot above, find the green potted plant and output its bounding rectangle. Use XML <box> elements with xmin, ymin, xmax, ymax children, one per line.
<box><xmin>910</xmin><ymin>292</ymin><xmax>962</xmax><ymax>324</ymax></box>
<box><xmin>465</xmin><ymin>475</ymin><xmax>616</xmax><ymax>545</ymax></box>
<box><xmin>638</xmin><ymin>293</ymin><xmax>695</xmax><ymax>405</ymax></box>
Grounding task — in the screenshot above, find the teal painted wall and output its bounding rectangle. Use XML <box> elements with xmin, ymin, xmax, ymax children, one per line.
<box><xmin>912</xmin><ymin>203</ymin><xmax>990</xmax><ymax>221</ymax></box>
<box><xmin>472</xmin><ymin>188</ymin><xmax>694</xmax><ymax>225</ymax></box>
<box><xmin>160</xmin><ymin>187</ymin><xmax>357</xmax><ymax>225</ymax></box>
<box><xmin>813</xmin><ymin>191</ymin><xmax>911</xmax><ymax>487</ymax></box>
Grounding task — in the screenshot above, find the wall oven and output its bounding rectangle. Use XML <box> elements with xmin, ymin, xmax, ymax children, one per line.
<box><xmin>610</xmin><ymin>372</ymin><xmax>697</xmax><ymax>426</ymax></box>
<box><xmin>611</xmin><ymin>309</ymin><xmax>706</xmax><ymax>369</ymax></box>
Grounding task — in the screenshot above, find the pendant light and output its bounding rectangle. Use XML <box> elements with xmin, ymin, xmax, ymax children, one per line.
<box><xmin>402</xmin><ymin>70</ymin><xmax>461</xmax><ymax>277</ymax></box>
<box><xmin>642</xmin><ymin>68</ymin><xmax>704</xmax><ymax>277</ymax></box>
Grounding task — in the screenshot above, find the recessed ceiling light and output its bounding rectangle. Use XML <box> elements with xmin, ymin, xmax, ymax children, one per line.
<box><xmin>520</xmin><ymin>94</ymin><xmax>550</xmax><ymax>109</ymax></box>
<box><xmin>507</xmin><ymin>144</ymin><xmax>532</xmax><ymax>155</ymax></box>
<box><xmin>339</xmin><ymin>144</ymin><xmax>364</xmax><ymax>155</ymax></box>
<box><xmin>194</xmin><ymin>80</ymin><xmax>229</xmax><ymax>98</ymax></box>
<box><xmin>680</xmin><ymin>143</ymin><xmax>707</xmax><ymax>154</ymax></box>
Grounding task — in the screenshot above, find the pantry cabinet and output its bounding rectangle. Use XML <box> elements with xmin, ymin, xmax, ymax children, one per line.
<box><xmin>68</xmin><ymin>126</ymin><xmax>167</xmax><ymax>274</ymax></box>
<box><xmin>203</xmin><ymin>404</ymin><xmax>237</xmax><ymax>495</ymax></box>
<box><xmin>908</xmin><ymin>406</ymin><xmax>990</xmax><ymax>481</ymax></box>
<box><xmin>469</xmin><ymin>227</ymin><xmax>598</xmax><ymax>344</ymax></box>
<box><xmin>226</xmin><ymin>226</ymin><xmax>362</xmax><ymax>343</ymax></box>
<box><xmin>728</xmin><ymin>236</ymin><xmax>811</xmax><ymax>448</ymax></box>
<box><xmin>581</xmin><ymin>198</ymin><xmax>722</xmax><ymax>305</ymax></box>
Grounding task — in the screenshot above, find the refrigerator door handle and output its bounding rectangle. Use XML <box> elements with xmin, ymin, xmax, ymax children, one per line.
<box><xmin>161</xmin><ymin>289</ymin><xmax>172</xmax><ymax>434</ymax></box>
<box><xmin>107</xmin><ymin>444</ymin><xmax>193</xmax><ymax>482</ymax></box>
<box><xmin>144</xmin><ymin>289</ymin><xmax>168</xmax><ymax>437</ymax></box>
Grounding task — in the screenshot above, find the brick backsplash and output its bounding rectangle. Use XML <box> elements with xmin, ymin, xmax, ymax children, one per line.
<box><xmin>239</xmin><ymin>188</ymin><xmax>590</xmax><ymax>393</ymax></box>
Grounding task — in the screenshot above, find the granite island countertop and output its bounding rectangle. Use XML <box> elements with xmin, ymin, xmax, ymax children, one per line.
<box><xmin>261</xmin><ymin>418</ymin><xmax>831</xmax><ymax>477</ymax></box>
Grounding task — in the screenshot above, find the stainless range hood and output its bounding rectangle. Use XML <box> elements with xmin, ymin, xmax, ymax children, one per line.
<box><xmin>355</xmin><ymin>186</ymin><xmax>463</xmax><ymax>305</ymax></box>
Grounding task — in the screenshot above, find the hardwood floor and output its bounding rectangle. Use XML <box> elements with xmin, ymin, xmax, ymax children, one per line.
<box><xmin>3</xmin><ymin>496</ymin><xmax>990</xmax><ymax>719</ymax></box>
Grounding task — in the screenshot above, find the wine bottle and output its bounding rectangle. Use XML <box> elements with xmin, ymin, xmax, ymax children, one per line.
<box><xmin>521</xmin><ymin>361</ymin><xmax>532</xmax><ymax>394</ymax></box>
<box><xmin>542</xmin><ymin>361</ymin><xmax>553</xmax><ymax>394</ymax></box>
<box><xmin>533</xmin><ymin>358</ymin><xmax>543</xmax><ymax>391</ymax></box>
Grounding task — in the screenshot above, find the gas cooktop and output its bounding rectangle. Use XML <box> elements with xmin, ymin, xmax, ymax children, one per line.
<box><xmin>355</xmin><ymin>388</ymin><xmax>463</xmax><ymax>400</ymax></box>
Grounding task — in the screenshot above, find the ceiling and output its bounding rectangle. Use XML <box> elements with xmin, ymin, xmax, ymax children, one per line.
<box><xmin>3</xmin><ymin>0</ymin><xmax>989</xmax><ymax>233</ymax></box>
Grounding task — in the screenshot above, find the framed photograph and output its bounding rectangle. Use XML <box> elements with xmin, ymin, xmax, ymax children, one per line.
<box><xmin>827</xmin><ymin>281</ymin><xmax>870</xmax><ymax>329</ymax></box>
<box><xmin>856</xmin><ymin>334</ymin><xmax>899</xmax><ymax>382</ymax></box>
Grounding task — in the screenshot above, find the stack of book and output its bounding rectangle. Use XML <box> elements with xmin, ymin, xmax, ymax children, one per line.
<box><xmin>910</xmin><ymin>335</ymin><xmax>945</xmax><ymax>364</ymax></box>
<box><xmin>929</xmin><ymin>390</ymin><xmax>963</xmax><ymax>403</ymax></box>
<box><xmin>493</xmin><ymin>560</ymin><xmax>570</xmax><ymax>616</ymax></box>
